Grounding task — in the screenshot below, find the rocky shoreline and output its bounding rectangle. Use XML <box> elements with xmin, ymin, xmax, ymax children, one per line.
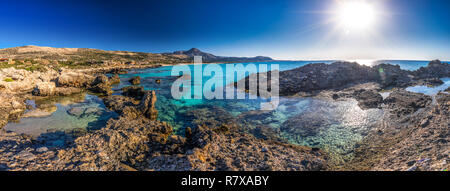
<box><xmin>238</xmin><ymin>60</ymin><xmax>449</xmax><ymax>171</ymax></box>
<box><xmin>0</xmin><ymin>63</ymin><xmax>327</xmax><ymax>171</ymax></box>
<box><xmin>0</xmin><ymin>60</ymin><xmax>449</xmax><ymax>171</ymax></box>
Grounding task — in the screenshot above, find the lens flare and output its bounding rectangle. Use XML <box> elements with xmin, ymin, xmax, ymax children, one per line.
<box><xmin>337</xmin><ymin>1</ymin><xmax>376</xmax><ymax>31</ymax></box>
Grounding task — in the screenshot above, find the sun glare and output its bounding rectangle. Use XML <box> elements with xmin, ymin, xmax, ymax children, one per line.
<box><xmin>337</xmin><ymin>1</ymin><xmax>376</xmax><ymax>31</ymax></box>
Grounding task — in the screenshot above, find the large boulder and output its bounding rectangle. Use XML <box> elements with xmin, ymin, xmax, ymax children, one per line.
<box><xmin>138</xmin><ymin>91</ymin><xmax>158</xmax><ymax>121</ymax></box>
<box><xmin>56</xmin><ymin>72</ymin><xmax>95</xmax><ymax>88</ymax></box>
<box><xmin>32</xmin><ymin>82</ymin><xmax>82</xmax><ymax>96</ymax></box>
<box><xmin>104</xmin><ymin>89</ymin><xmax>158</xmax><ymax>120</ymax></box>
<box><xmin>89</xmin><ymin>75</ymin><xmax>113</xmax><ymax>95</ymax></box>
<box><xmin>32</xmin><ymin>82</ymin><xmax>56</xmax><ymax>96</ymax></box>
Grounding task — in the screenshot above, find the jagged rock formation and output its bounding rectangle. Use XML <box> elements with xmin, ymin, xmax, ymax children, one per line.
<box><xmin>238</xmin><ymin>60</ymin><xmax>450</xmax><ymax>96</ymax></box>
<box><xmin>343</xmin><ymin>91</ymin><xmax>449</xmax><ymax>171</ymax></box>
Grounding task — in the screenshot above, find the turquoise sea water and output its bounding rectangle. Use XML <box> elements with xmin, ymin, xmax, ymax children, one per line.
<box><xmin>4</xmin><ymin>60</ymin><xmax>448</xmax><ymax>158</ymax></box>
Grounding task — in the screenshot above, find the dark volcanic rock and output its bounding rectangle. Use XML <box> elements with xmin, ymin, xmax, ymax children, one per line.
<box><xmin>239</xmin><ymin>62</ymin><xmax>380</xmax><ymax>96</ymax></box>
<box><xmin>384</xmin><ymin>90</ymin><xmax>432</xmax><ymax>117</ymax></box>
<box><xmin>279</xmin><ymin>62</ymin><xmax>379</xmax><ymax>95</ymax></box>
<box><xmin>346</xmin><ymin>92</ymin><xmax>449</xmax><ymax>171</ymax></box>
<box><xmin>352</xmin><ymin>89</ymin><xmax>383</xmax><ymax>109</ymax></box>
<box><xmin>238</xmin><ymin>60</ymin><xmax>449</xmax><ymax>97</ymax></box>
<box><xmin>121</xmin><ymin>86</ymin><xmax>145</xmax><ymax>99</ymax></box>
<box><xmin>412</xmin><ymin>60</ymin><xmax>450</xmax><ymax>79</ymax></box>
<box><xmin>373</xmin><ymin>64</ymin><xmax>413</xmax><ymax>87</ymax></box>
<box><xmin>129</xmin><ymin>76</ymin><xmax>141</xmax><ymax>85</ymax></box>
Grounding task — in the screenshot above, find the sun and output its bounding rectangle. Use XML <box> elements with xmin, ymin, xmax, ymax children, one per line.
<box><xmin>337</xmin><ymin>1</ymin><xmax>376</xmax><ymax>31</ymax></box>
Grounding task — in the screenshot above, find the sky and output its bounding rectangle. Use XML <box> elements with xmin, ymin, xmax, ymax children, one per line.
<box><xmin>0</xmin><ymin>0</ymin><xmax>449</xmax><ymax>60</ymax></box>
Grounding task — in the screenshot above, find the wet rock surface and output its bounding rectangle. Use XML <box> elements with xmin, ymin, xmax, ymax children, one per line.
<box><xmin>1</xmin><ymin>90</ymin><xmax>328</xmax><ymax>171</ymax></box>
<box><xmin>103</xmin><ymin>88</ymin><xmax>157</xmax><ymax>120</ymax></box>
<box><xmin>342</xmin><ymin>91</ymin><xmax>449</xmax><ymax>171</ymax></box>
<box><xmin>0</xmin><ymin>93</ymin><xmax>26</xmax><ymax>129</ymax></box>
<box><xmin>129</xmin><ymin>76</ymin><xmax>141</xmax><ymax>85</ymax></box>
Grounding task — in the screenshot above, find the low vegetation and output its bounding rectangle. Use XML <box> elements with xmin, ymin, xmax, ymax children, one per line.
<box><xmin>3</xmin><ymin>77</ymin><xmax>14</xmax><ymax>82</ymax></box>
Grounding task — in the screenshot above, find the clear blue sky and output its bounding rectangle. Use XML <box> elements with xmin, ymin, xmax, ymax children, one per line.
<box><xmin>0</xmin><ymin>0</ymin><xmax>449</xmax><ymax>60</ymax></box>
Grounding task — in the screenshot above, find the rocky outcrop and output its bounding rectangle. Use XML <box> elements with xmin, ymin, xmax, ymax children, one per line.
<box><xmin>0</xmin><ymin>67</ymin><xmax>59</xmax><ymax>93</ymax></box>
<box><xmin>56</xmin><ymin>72</ymin><xmax>95</xmax><ymax>88</ymax></box>
<box><xmin>238</xmin><ymin>60</ymin><xmax>450</xmax><ymax>96</ymax></box>
<box><xmin>0</xmin><ymin>93</ymin><xmax>26</xmax><ymax>129</ymax></box>
<box><xmin>32</xmin><ymin>82</ymin><xmax>82</xmax><ymax>96</ymax></box>
<box><xmin>372</xmin><ymin>64</ymin><xmax>413</xmax><ymax>87</ymax></box>
<box><xmin>121</xmin><ymin>86</ymin><xmax>146</xmax><ymax>99</ymax></box>
<box><xmin>329</xmin><ymin>83</ymin><xmax>384</xmax><ymax>110</ymax></box>
<box><xmin>54</xmin><ymin>117</ymin><xmax>174</xmax><ymax>170</ymax></box>
<box><xmin>109</xmin><ymin>74</ymin><xmax>121</xmax><ymax>85</ymax></box>
<box><xmin>412</xmin><ymin>60</ymin><xmax>450</xmax><ymax>79</ymax></box>
<box><xmin>343</xmin><ymin>91</ymin><xmax>449</xmax><ymax>171</ymax></box>
<box><xmin>55</xmin><ymin>73</ymin><xmax>113</xmax><ymax>95</ymax></box>
<box><xmin>89</xmin><ymin>75</ymin><xmax>113</xmax><ymax>95</ymax></box>
<box><xmin>0</xmin><ymin>131</ymin><xmax>58</xmax><ymax>171</ymax></box>
<box><xmin>129</xmin><ymin>76</ymin><xmax>141</xmax><ymax>85</ymax></box>
<box><xmin>179</xmin><ymin>124</ymin><xmax>327</xmax><ymax>171</ymax></box>
<box><xmin>383</xmin><ymin>90</ymin><xmax>432</xmax><ymax>117</ymax></box>
<box><xmin>103</xmin><ymin>87</ymin><xmax>157</xmax><ymax>120</ymax></box>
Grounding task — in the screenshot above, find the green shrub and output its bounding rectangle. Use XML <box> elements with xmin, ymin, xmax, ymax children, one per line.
<box><xmin>4</xmin><ymin>77</ymin><xmax>14</xmax><ymax>82</ymax></box>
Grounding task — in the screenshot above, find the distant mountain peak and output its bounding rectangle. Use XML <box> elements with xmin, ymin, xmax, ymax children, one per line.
<box><xmin>187</xmin><ymin>48</ymin><xmax>200</xmax><ymax>52</ymax></box>
<box><xmin>172</xmin><ymin>48</ymin><xmax>273</xmax><ymax>63</ymax></box>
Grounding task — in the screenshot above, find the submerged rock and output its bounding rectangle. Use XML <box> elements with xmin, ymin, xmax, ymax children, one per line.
<box><xmin>121</xmin><ymin>86</ymin><xmax>145</xmax><ymax>99</ymax></box>
<box><xmin>109</xmin><ymin>74</ymin><xmax>121</xmax><ymax>85</ymax></box>
<box><xmin>129</xmin><ymin>76</ymin><xmax>141</xmax><ymax>85</ymax></box>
